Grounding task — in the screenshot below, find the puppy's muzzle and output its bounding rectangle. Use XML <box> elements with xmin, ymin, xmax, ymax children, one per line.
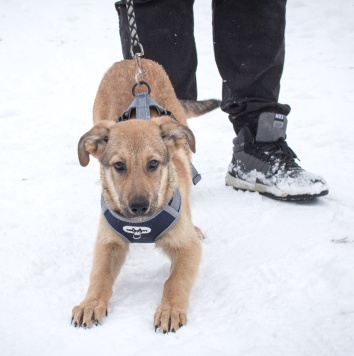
<box><xmin>129</xmin><ymin>196</ymin><xmax>150</xmax><ymax>216</ymax></box>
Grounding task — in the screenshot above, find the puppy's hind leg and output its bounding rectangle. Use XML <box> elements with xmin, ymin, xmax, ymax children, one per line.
<box><xmin>72</xmin><ymin>225</ymin><xmax>129</xmax><ymax>328</ymax></box>
<box><xmin>154</xmin><ymin>231</ymin><xmax>202</xmax><ymax>333</ymax></box>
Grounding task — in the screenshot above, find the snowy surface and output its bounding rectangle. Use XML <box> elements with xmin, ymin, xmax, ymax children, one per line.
<box><xmin>1</xmin><ymin>1</ymin><xmax>354</xmax><ymax>355</ymax></box>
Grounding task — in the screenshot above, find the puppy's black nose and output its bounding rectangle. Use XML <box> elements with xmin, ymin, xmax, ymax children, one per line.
<box><xmin>129</xmin><ymin>197</ymin><xmax>150</xmax><ymax>216</ymax></box>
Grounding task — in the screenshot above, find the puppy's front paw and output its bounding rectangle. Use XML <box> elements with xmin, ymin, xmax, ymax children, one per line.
<box><xmin>71</xmin><ymin>299</ymin><xmax>108</xmax><ymax>328</ymax></box>
<box><xmin>154</xmin><ymin>304</ymin><xmax>187</xmax><ymax>333</ymax></box>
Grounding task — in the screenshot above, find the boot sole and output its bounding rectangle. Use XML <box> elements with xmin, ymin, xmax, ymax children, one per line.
<box><xmin>225</xmin><ymin>172</ymin><xmax>329</xmax><ymax>202</ymax></box>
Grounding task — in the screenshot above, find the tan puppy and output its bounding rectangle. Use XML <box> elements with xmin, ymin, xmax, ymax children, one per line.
<box><xmin>72</xmin><ymin>59</ymin><xmax>215</xmax><ymax>333</ymax></box>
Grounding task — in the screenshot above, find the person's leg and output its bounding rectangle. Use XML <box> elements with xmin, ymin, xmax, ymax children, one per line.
<box><xmin>212</xmin><ymin>0</ymin><xmax>328</xmax><ymax>200</ymax></box>
<box><xmin>115</xmin><ymin>0</ymin><xmax>197</xmax><ymax>100</ymax></box>
<box><xmin>212</xmin><ymin>0</ymin><xmax>290</xmax><ymax>135</ymax></box>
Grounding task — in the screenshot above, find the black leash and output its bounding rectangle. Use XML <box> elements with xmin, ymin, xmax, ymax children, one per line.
<box><xmin>125</xmin><ymin>0</ymin><xmax>144</xmax><ymax>57</ymax></box>
<box><xmin>125</xmin><ymin>0</ymin><xmax>145</xmax><ymax>83</ymax></box>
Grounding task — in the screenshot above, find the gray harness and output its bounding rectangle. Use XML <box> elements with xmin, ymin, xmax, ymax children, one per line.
<box><xmin>101</xmin><ymin>189</ymin><xmax>181</xmax><ymax>243</ymax></box>
<box><xmin>102</xmin><ymin>83</ymin><xmax>200</xmax><ymax>243</ymax></box>
<box><xmin>118</xmin><ymin>84</ymin><xmax>176</xmax><ymax>122</ymax></box>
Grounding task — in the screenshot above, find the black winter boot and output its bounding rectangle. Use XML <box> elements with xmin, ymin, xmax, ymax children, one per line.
<box><xmin>225</xmin><ymin>113</ymin><xmax>329</xmax><ymax>201</ymax></box>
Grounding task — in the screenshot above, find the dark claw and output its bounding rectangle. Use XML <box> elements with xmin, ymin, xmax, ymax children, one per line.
<box><xmin>94</xmin><ymin>320</ymin><xmax>99</xmax><ymax>326</ymax></box>
<box><xmin>74</xmin><ymin>321</ymin><xmax>78</xmax><ymax>327</ymax></box>
<box><xmin>106</xmin><ymin>310</ymin><xmax>108</xmax><ymax>317</ymax></box>
<box><xmin>171</xmin><ymin>329</ymin><xmax>176</xmax><ymax>333</ymax></box>
<box><xmin>155</xmin><ymin>326</ymin><xmax>158</xmax><ymax>332</ymax></box>
<box><xmin>71</xmin><ymin>317</ymin><xmax>74</xmax><ymax>324</ymax></box>
<box><xmin>163</xmin><ymin>330</ymin><xmax>167</xmax><ymax>334</ymax></box>
<box><xmin>83</xmin><ymin>323</ymin><xmax>87</xmax><ymax>329</ymax></box>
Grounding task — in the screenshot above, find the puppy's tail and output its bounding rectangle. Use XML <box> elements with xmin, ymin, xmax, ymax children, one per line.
<box><xmin>179</xmin><ymin>99</ymin><xmax>221</xmax><ymax>118</ymax></box>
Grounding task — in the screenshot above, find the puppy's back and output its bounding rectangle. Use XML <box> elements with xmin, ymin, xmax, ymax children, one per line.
<box><xmin>93</xmin><ymin>59</ymin><xmax>187</xmax><ymax>125</ymax></box>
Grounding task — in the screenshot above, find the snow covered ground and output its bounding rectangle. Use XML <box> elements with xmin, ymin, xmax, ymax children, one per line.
<box><xmin>1</xmin><ymin>0</ymin><xmax>354</xmax><ymax>355</ymax></box>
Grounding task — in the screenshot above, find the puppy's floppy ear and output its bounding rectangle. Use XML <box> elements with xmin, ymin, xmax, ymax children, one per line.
<box><xmin>78</xmin><ymin>121</ymin><xmax>116</xmax><ymax>167</ymax></box>
<box><xmin>159</xmin><ymin>121</ymin><xmax>196</xmax><ymax>153</ymax></box>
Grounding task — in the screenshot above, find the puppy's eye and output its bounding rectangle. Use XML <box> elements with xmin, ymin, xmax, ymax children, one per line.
<box><xmin>148</xmin><ymin>160</ymin><xmax>159</xmax><ymax>171</ymax></box>
<box><xmin>114</xmin><ymin>162</ymin><xmax>126</xmax><ymax>172</ymax></box>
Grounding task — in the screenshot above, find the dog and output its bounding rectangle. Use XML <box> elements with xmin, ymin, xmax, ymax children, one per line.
<box><xmin>71</xmin><ymin>58</ymin><xmax>219</xmax><ymax>333</ymax></box>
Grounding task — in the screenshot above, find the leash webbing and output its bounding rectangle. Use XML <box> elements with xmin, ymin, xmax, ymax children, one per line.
<box><xmin>125</xmin><ymin>0</ymin><xmax>145</xmax><ymax>83</ymax></box>
<box><xmin>125</xmin><ymin>0</ymin><xmax>144</xmax><ymax>58</ymax></box>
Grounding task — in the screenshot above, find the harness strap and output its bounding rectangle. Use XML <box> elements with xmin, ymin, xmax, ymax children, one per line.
<box><xmin>101</xmin><ymin>189</ymin><xmax>181</xmax><ymax>243</ymax></box>
<box><xmin>191</xmin><ymin>163</ymin><xmax>202</xmax><ymax>185</ymax></box>
<box><xmin>118</xmin><ymin>91</ymin><xmax>176</xmax><ymax>122</ymax></box>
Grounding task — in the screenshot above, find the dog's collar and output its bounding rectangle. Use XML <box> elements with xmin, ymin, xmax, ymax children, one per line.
<box><xmin>101</xmin><ymin>189</ymin><xmax>181</xmax><ymax>243</ymax></box>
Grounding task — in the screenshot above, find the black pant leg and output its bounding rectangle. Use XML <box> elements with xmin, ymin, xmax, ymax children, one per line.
<box><xmin>116</xmin><ymin>0</ymin><xmax>198</xmax><ymax>100</ymax></box>
<box><xmin>212</xmin><ymin>0</ymin><xmax>291</xmax><ymax>134</ymax></box>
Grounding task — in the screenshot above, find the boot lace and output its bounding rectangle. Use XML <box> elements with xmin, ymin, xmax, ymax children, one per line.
<box><xmin>250</xmin><ymin>138</ymin><xmax>300</xmax><ymax>174</ymax></box>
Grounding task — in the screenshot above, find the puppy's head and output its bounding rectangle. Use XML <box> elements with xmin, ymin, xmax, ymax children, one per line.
<box><xmin>78</xmin><ymin>118</ymin><xmax>195</xmax><ymax>219</ymax></box>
